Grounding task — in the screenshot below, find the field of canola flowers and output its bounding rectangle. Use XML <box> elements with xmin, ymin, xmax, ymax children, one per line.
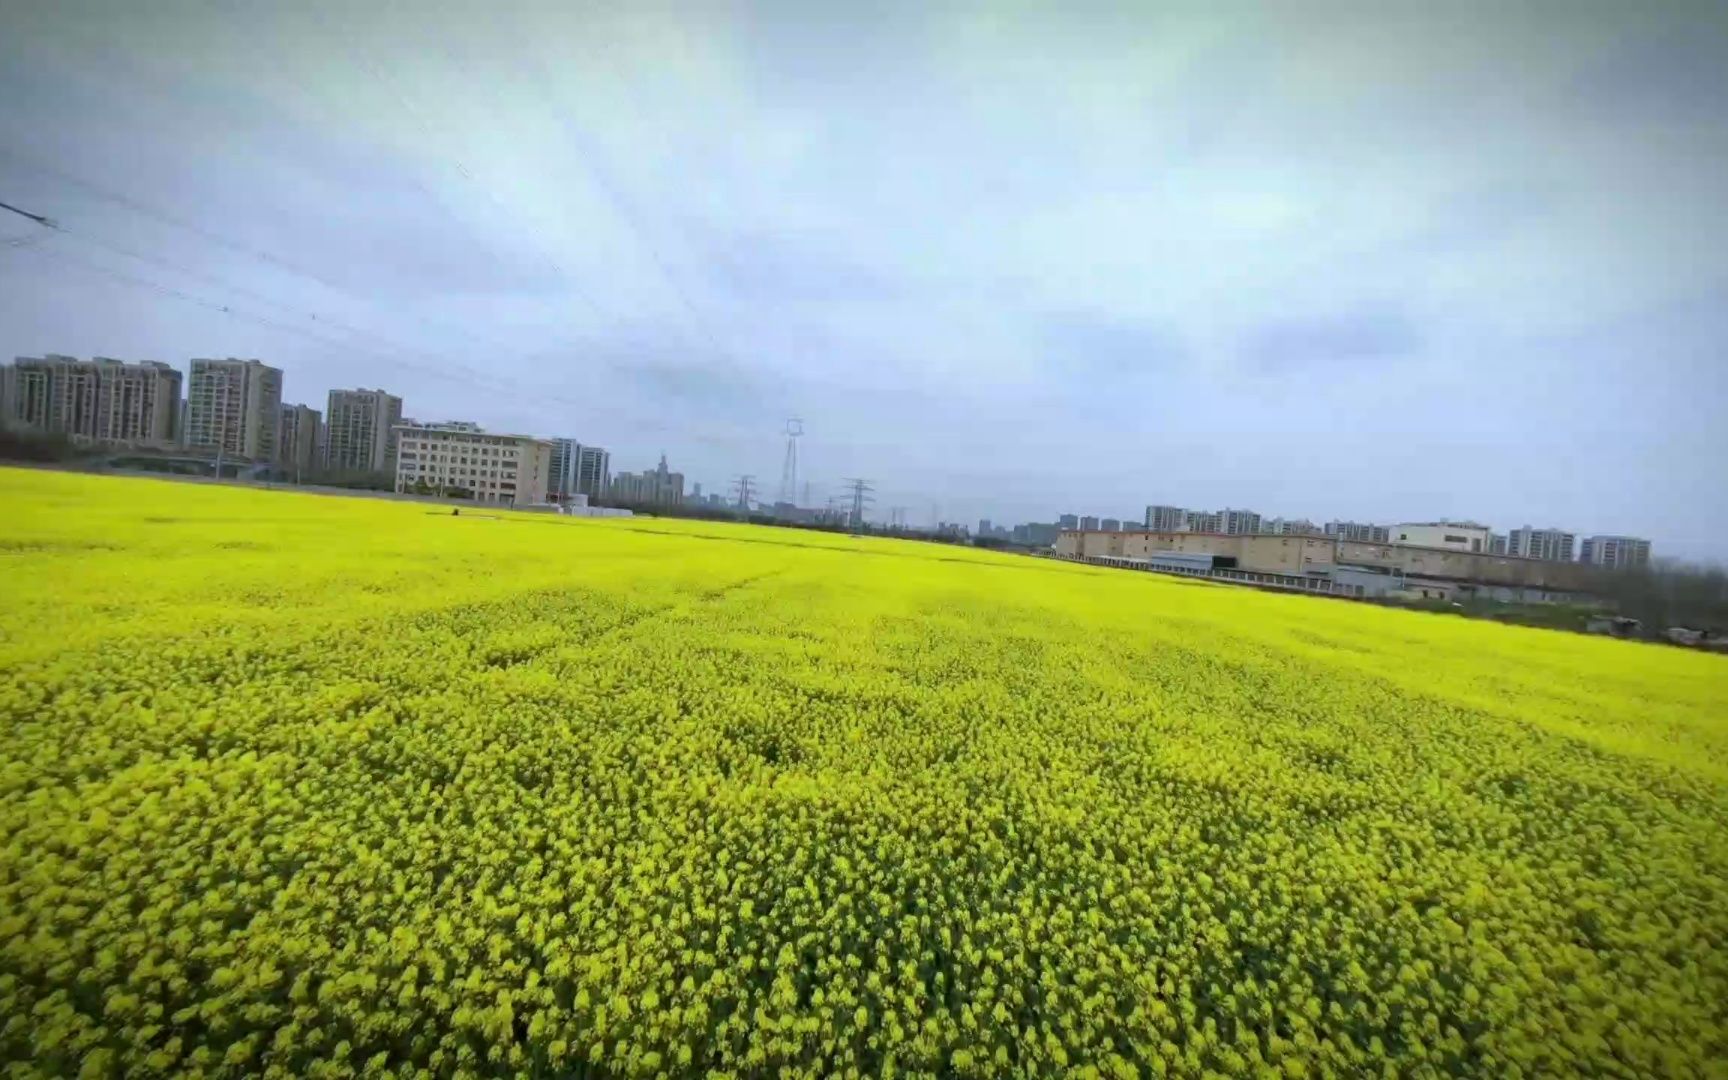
<box><xmin>1</xmin><ymin>466</ymin><xmax>1726</xmax><ymax>1079</ymax></box>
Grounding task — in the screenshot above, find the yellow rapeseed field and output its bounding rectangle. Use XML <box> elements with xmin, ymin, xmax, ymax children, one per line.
<box><xmin>2</xmin><ymin>466</ymin><xmax>1725</xmax><ymax>1079</ymax></box>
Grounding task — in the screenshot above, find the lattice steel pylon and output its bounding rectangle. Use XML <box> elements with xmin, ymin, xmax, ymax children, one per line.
<box><xmin>779</xmin><ymin>418</ymin><xmax>803</xmax><ymax>505</ymax></box>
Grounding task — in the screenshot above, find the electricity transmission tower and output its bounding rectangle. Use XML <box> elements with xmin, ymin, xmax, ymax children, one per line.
<box><xmin>778</xmin><ymin>418</ymin><xmax>803</xmax><ymax>505</ymax></box>
<box><xmin>732</xmin><ymin>474</ymin><xmax>756</xmax><ymax>518</ymax></box>
<box><xmin>842</xmin><ymin>477</ymin><xmax>875</xmax><ymax>532</ymax></box>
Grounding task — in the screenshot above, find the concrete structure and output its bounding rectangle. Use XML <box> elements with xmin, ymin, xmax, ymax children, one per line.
<box><xmin>325</xmin><ymin>388</ymin><xmax>404</xmax><ymax>474</ymax></box>
<box><xmin>1220</xmin><ymin>508</ymin><xmax>1262</xmax><ymax>535</ymax></box>
<box><xmin>1508</xmin><ymin>526</ymin><xmax>1575</xmax><ymax>562</ymax></box>
<box><xmin>275</xmin><ymin>402</ymin><xmax>323</xmax><ymax>477</ymax></box>
<box><xmin>1079</xmin><ymin>515</ymin><xmax>1099</xmax><ymax>531</ymax></box>
<box><xmin>0</xmin><ymin>355</ymin><xmax>182</xmax><ymax>446</ymax></box>
<box><xmin>1579</xmin><ymin>535</ymin><xmax>1651</xmax><ymax>570</ymax></box>
<box><xmin>1058</xmin><ymin>514</ymin><xmax>1079</xmax><ymax>529</ymax></box>
<box><xmin>185</xmin><ymin>358</ymin><xmax>283</xmax><ymax>460</ymax></box>
<box><xmin>1267</xmin><ymin>518</ymin><xmax>1323</xmax><ymax>536</ymax></box>
<box><xmin>1325</xmin><ymin>520</ymin><xmax>1391</xmax><ymax>544</ymax></box>
<box><xmin>1145</xmin><ymin>505</ymin><xmax>1186</xmax><ymax>532</ymax></box>
<box><xmin>610</xmin><ymin>454</ymin><xmax>685</xmax><ymax>506</ymax></box>
<box><xmin>1489</xmin><ymin>532</ymin><xmax>1509</xmax><ymax>555</ymax></box>
<box><xmin>1100</xmin><ymin>517</ymin><xmax>1121</xmax><ymax>532</ymax></box>
<box><xmin>1391</xmin><ymin>521</ymin><xmax>1492</xmax><ymax>553</ymax></box>
<box><xmin>394</xmin><ymin>424</ymin><xmax>552</xmax><ymax>507</ymax></box>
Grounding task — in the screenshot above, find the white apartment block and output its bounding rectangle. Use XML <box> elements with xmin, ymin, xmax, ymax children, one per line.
<box><xmin>1508</xmin><ymin>526</ymin><xmax>1575</xmax><ymax>562</ymax></box>
<box><xmin>325</xmin><ymin>388</ymin><xmax>404</xmax><ymax>474</ymax></box>
<box><xmin>1580</xmin><ymin>535</ymin><xmax>1651</xmax><ymax>569</ymax></box>
<box><xmin>185</xmin><ymin>358</ymin><xmax>283</xmax><ymax>460</ymax></box>
<box><xmin>394</xmin><ymin>425</ymin><xmax>552</xmax><ymax>508</ymax></box>
<box><xmin>1392</xmin><ymin>521</ymin><xmax>1492</xmax><ymax>553</ymax></box>
<box><xmin>2</xmin><ymin>355</ymin><xmax>182</xmax><ymax>445</ymax></box>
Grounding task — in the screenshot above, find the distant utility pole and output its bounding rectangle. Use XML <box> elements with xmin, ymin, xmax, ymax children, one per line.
<box><xmin>732</xmin><ymin>474</ymin><xmax>756</xmax><ymax>519</ymax></box>
<box><xmin>842</xmin><ymin>477</ymin><xmax>875</xmax><ymax>533</ymax></box>
<box><xmin>779</xmin><ymin>418</ymin><xmax>802</xmax><ymax>505</ymax></box>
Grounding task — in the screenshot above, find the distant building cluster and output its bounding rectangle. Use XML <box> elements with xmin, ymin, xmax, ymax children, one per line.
<box><xmin>1067</xmin><ymin>502</ymin><xmax>1652</xmax><ymax>568</ymax></box>
<box><xmin>0</xmin><ymin>354</ymin><xmax>617</xmax><ymax>511</ymax></box>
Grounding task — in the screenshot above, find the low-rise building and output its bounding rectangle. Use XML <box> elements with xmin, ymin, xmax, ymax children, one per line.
<box><xmin>1579</xmin><ymin>535</ymin><xmax>1651</xmax><ymax>569</ymax></box>
<box><xmin>394</xmin><ymin>424</ymin><xmax>552</xmax><ymax>508</ymax></box>
<box><xmin>1391</xmin><ymin>521</ymin><xmax>1492</xmax><ymax>553</ymax></box>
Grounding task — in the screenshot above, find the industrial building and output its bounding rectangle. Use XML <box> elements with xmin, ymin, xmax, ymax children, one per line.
<box><xmin>1390</xmin><ymin>521</ymin><xmax>1492</xmax><ymax>553</ymax></box>
<box><xmin>185</xmin><ymin>358</ymin><xmax>283</xmax><ymax>461</ymax></box>
<box><xmin>1579</xmin><ymin>535</ymin><xmax>1652</xmax><ymax>569</ymax></box>
<box><xmin>1055</xmin><ymin>527</ymin><xmax>1606</xmax><ymax>600</ymax></box>
<box><xmin>393</xmin><ymin>424</ymin><xmax>552</xmax><ymax>508</ymax></box>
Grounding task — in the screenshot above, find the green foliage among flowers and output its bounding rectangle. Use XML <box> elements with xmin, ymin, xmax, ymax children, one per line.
<box><xmin>1</xmin><ymin>467</ymin><xmax>1726</xmax><ymax>1078</ymax></box>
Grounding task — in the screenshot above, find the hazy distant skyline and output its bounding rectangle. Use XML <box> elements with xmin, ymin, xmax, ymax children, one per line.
<box><xmin>2</xmin><ymin>1</ymin><xmax>1725</xmax><ymax>556</ymax></box>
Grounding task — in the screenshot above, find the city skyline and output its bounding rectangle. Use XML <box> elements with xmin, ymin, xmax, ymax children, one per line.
<box><xmin>0</xmin><ymin>350</ymin><xmax>1677</xmax><ymax>562</ymax></box>
<box><xmin>2</xmin><ymin>3</ymin><xmax>1725</xmax><ymax>557</ymax></box>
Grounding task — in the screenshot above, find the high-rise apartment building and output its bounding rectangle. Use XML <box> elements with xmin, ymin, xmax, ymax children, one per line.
<box><xmin>575</xmin><ymin>445</ymin><xmax>610</xmax><ymax>499</ymax></box>
<box><xmin>1579</xmin><ymin>535</ymin><xmax>1651</xmax><ymax>570</ymax></box>
<box><xmin>185</xmin><ymin>358</ymin><xmax>283</xmax><ymax>460</ymax></box>
<box><xmin>276</xmin><ymin>403</ymin><xmax>323</xmax><ymax>477</ymax></box>
<box><xmin>1079</xmin><ymin>515</ymin><xmax>1100</xmax><ymax>531</ymax></box>
<box><xmin>547</xmin><ymin>437</ymin><xmax>611</xmax><ymax>502</ymax></box>
<box><xmin>1183</xmin><ymin>510</ymin><xmax>1223</xmax><ymax>533</ymax></box>
<box><xmin>1145</xmin><ymin>505</ymin><xmax>1186</xmax><ymax>532</ymax></box>
<box><xmin>1489</xmin><ymin>532</ymin><xmax>1509</xmax><ymax>555</ymax></box>
<box><xmin>1058</xmin><ymin>513</ymin><xmax>1080</xmax><ymax>530</ymax></box>
<box><xmin>325</xmin><ymin>388</ymin><xmax>403</xmax><ymax>474</ymax></box>
<box><xmin>1220</xmin><ymin>508</ymin><xmax>1262</xmax><ymax>535</ymax></box>
<box><xmin>1100</xmin><ymin>517</ymin><xmax>1121</xmax><ymax>532</ymax></box>
<box><xmin>1508</xmin><ymin>526</ymin><xmax>1575</xmax><ymax>562</ymax></box>
<box><xmin>1</xmin><ymin>355</ymin><xmax>182</xmax><ymax>445</ymax></box>
<box><xmin>1325</xmin><ymin>521</ymin><xmax>1391</xmax><ymax>544</ymax></box>
<box><xmin>609</xmin><ymin>454</ymin><xmax>685</xmax><ymax>506</ymax></box>
<box><xmin>394</xmin><ymin>424</ymin><xmax>551</xmax><ymax>507</ymax></box>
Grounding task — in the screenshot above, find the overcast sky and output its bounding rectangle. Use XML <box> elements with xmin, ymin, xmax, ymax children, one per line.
<box><xmin>2</xmin><ymin>1</ymin><xmax>1725</xmax><ymax>556</ymax></box>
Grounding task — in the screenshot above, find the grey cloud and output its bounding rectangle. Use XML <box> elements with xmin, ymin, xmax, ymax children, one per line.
<box><xmin>1242</xmin><ymin>307</ymin><xmax>1422</xmax><ymax>374</ymax></box>
<box><xmin>1040</xmin><ymin>312</ymin><xmax>1186</xmax><ymax>377</ymax></box>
